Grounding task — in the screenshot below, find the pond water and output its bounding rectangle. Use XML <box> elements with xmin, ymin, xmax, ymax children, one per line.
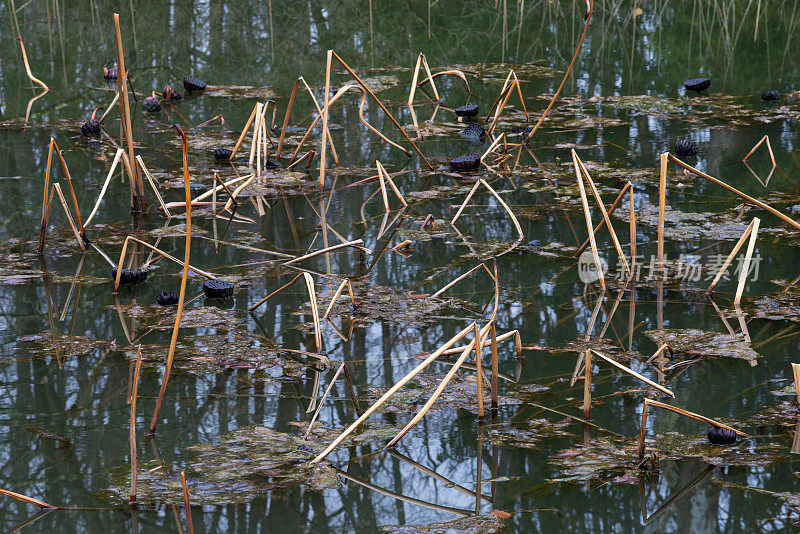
<box><xmin>1</xmin><ymin>1</ymin><xmax>799</xmax><ymax>532</ymax></box>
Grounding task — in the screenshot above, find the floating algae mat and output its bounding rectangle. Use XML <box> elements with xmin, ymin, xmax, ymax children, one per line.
<box><xmin>3</xmin><ymin>1</ymin><xmax>800</xmax><ymax>533</ymax></box>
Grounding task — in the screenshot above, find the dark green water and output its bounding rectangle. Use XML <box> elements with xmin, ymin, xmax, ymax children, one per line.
<box><xmin>1</xmin><ymin>1</ymin><xmax>799</xmax><ymax>532</ymax></box>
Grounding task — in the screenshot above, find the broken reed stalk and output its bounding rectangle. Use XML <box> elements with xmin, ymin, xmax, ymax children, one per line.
<box><xmin>16</xmin><ymin>37</ymin><xmax>49</xmax><ymax>91</ymax></box>
<box><xmin>230</xmin><ymin>105</ymin><xmax>257</xmax><ymax>160</ymax></box>
<box><xmin>421</xmin><ymin>54</ymin><xmax>440</xmax><ymax>102</ymax></box>
<box><xmin>742</xmin><ymin>135</ymin><xmax>777</xmax><ymax>167</ymax></box>
<box><xmin>637</xmin><ymin>398</ymin><xmax>749</xmax><ymax>460</ymax></box>
<box><xmin>0</xmin><ymin>489</ymin><xmax>56</xmax><ymax>509</ymax></box>
<box><xmin>792</xmin><ymin>363</ymin><xmax>800</xmax><ymax>410</ymax></box>
<box><xmin>706</xmin><ymin>218</ymin><xmax>756</xmax><ymax>293</ymax></box>
<box><xmin>248</xmin><ymin>273</ymin><xmax>303</xmax><ymax>311</ymax></box>
<box><xmin>576</xmin><ymin>155</ymin><xmax>630</xmax><ymax>275</ymax></box>
<box><xmin>113</xmin><ymin>236</ymin><xmax>215</xmax><ymax>291</ymax></box>
<box><xmin>135</xmin><ymin>155</ymin><xmax>170</xmax><ymax>217</ymax></box>
<box><xmin>490</xmin><ymin>322</ymin><xmax>499</xmax><ymax>410</ymax></box>
<box><xmin>275</xmin><ymin>79</ymin><xmax>299</xmax><ymax>159</ymax></box>
<box><xmin>38</xmin><ymin>139</ymin><xmax>56</xmax><ymax>252</ymax></box>
<box><xmin>311</xmin><ymin>322</ymin><xmax>476</xmax><ymax>463</ymax></box>
<box><xmin>376</xmin><ymin>162</ymin><xmax>390</xmax><ymax>212</ymax></box>
<box><xmin>644</xmin><ymin>343</ymin><xmax>673</xmax><ymax>365</ymax></box>
<box><xmin>319</xmin><ymin>50</ymin><xmax>333</xmax><ymax>190</ymax></box>
<box><xmin>573</xmin><ymin>182</ymin><xmax>633</xmax><ymax>257</ymax></box>
<box><xmin>113</xmin><ymin>13</ymin><xmax>144</xmax><ymax>212</ymax></box>
<box><xmin>129</xmin><ymin>346</ymin><xmax>142</xmax><ymax>504</ymax></box>
<box><xmin>440</xmin><ymin>329</ymin><xmax>518</xmax><ymax>356</ymax></box>
<box><xmin>734</xmin><ymin>217</ymin><xmax>760</xmax><ymax>305</ymax></box>
<box><xmin>331</xmin><ymin>50</ymin><xmax>432</xmax><ymax>169</ymax></box>
<box><xmin>480</xmin><ymin>132</ymin><xmax>506</xmax><ymax>162</ymax></box>
<box><xmin>474</xmin><ymin>323</ymin><xmax>484</xmax><ymax>420</ymax></box>
<box><xmin>450</xmin><ymin>179</ymin><xmax>523</xmax><ymax>240</ymax></box>
<box><xmin>284</xmin><ymin>239</ymin><xmax>366</xmax><ymax>265</ymax></box>
<box><xmin>304</xmin><ymin>362</ymin><xmax>345</xmax><ymax>440</ymax></box>
<box><xmin>83</xmin><ymin>149</ymin><xmax>125</xmax><ymax>228</ymax></box>
<box><xmin>430</xmin><ymin>263</ymin><xmax>488</xmax><ymax>298</ymax></box>
<box><xmin>657</xmin><ymin>152</ymin><xmax>667</xmax><ymax>270</ymax></box>
<box><xmin>523</xmin><ymin>0</ymin><xmax>593</xmax><ymax>143</ymax></box>
<box><xmin>303</xmin><ymin>273</ymin><xmax>323</xmax><ymax>353</ymax></box>
<box><xmin>148</xmin><ymin>125</ymin><xmax>192</xmax><ymax>435</ymax></box>
<box><xmin>487</xmin><ymin>71</ymin><xmax>527</xmax><ymax>134</ymax></box>
<box><xmin>572</xmin><ymin>149</ymin><xmax>605</xmax><ymax>289</ymax></box>
<box><xmin>386</xmin><ymin>329</ymin><xmax>483</xmax><ymax>448</ymax></box>
<box><xmin>668</xmin><ymin>153</ymin><xmax>800</xmax><ymax>231</ymax></box>
<box><xmin>582</xmin><ymin>349</ymin><xmax>592</xmax><ymax>419</ymax></box>
<box><xmin>408</xmin><ymin>54</ymin><xmax>440</xmax><ymax>104</ymax></box>
<box><xmin>99</xmin><ymin>93</ymin><xmax>120</xmax><ymax>123</ymax></box>
<box><xmin>417</xmin><ymin>69</ymin><xmax>471</xmax><ymax>94</ymax></box>
<box><xmin>376</xmin><ymin>161</ymin><xmax>408</xmax><ymax>207</ymax></box>
<box><xmin>322</xmin><ymin>279</ymin><xmax>355</xmax><ymax>318</ymax></box>
<box><xmin>180</xmin><ymin>471</ymin><xmax>194</xmax><ymax>534</ymax></box>
<box><xmin>629</xmin><ymin>182</ymin><xmax>636</xmax><ymax>275</ymax></box>
<box><xmin>53</xmin><ymin>184</ymin><xmax>85</xmax><ymax>251</ymax></box>
<box><xmin>590</xmin><ymin>349</ymin><xmax>675</xmax><ymax>397</ymax></box>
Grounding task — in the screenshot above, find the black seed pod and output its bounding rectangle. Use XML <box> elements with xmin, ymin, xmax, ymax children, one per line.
<box><xmin>111</xmin><ymin>267</ymin><xmax>148</xmax><ymax>286</ymax></box>
<box><xmin>449</xmin><ymin>153</ymin><xmax>481</xmax><ymax>172</ymax></box>
<box><xmin>142</xmin><ymin>95</ymin><xmax>161</xmax><ymax>112</ymax></box>
<box><xmin>707</xmin><ymin>425</ymin><xmax>737</xmax><ymax>445</ymax></box>
<box><xmin>103</xmin><ymin>60</ymin><xmax>118</xmax><ymax>80</ymax></box>
<box><xmin>674</xmin><ymin>139</ymin><xmax>698</xmax><ymax>158</ymax></box>
<box><xmin>183</xmin><ymin>76</ymin><xmax>206</xmax><ymax>92</ymax></box>
<box><xmin>454</xmin><ymin>104</ymin><xmax>479</xmax><ymax>117</ymax></box>
<box><xmin>213</xmin><ymin>148</ymin><xmax>233</xmax><ymax>161</ymax></box>
<box><xmin>81</xmin><ymin>120</ymin><xmax>101</xmax><ymax>135</ymax></box>
<box><xmin>156</xmin><ymin>290</ymin><xmax>178</xmax><ymax>305</ymax></box>
<box><xmin>684</xmin><ymin>78</ymin><xmax>711</xmax><ymax>91</ymax></box>
<box><xmin>162</xmin><ymin>85</ymin><xmax>182</xmax><ymax>101</ymax></box>
<box><xmin>203</xmin><ymin>280</ymin><xmax>234</xmax><ymax>299</ymax></box>
<box><xmin>761</xmin><ymin>89</ymin><xmax>779</xmax><ymax>101</ymax></box>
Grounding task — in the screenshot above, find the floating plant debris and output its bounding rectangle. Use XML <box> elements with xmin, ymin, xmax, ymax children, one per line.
<box><xmin>183</xmin><ymin>75</ymin><xmax>206</xmax><ymax>92</ymax></box>
<box><xmin>156</xmin><ymin>290</ymin><xmax>178</xmax><ymax>305</ymax></box>
<box><xmin>684</xmin><ymin>77</ymin><xmax>711</xmax><ymax>91</ymax></box>
<box><xmin>761</xmin><ymin>89</ymin><xmax>780</xmax><ymax>101</ymax></box>
<box><xmin>461</xmin><ymin>123</ymin><xmax>486</xmax><ymax>144</ymax></box>
<box><xmin>454</xmin><ymin>103</ymin><xmax>479</xmax><ymax>117</ymax></box>
<box><xmin>707</xmin><ymin>425</ymin><xmax>737</xmax><ymax>445</ymax></box>
<box><xmin>162</xmin><ymin>84</ymin><xmax>182</xmax><ymax>101</ymax></box>
<box><xmin>213</xmin><ymin>147</ymin><xmax>232</xmax><ymax>161</ymax></box>
<box><xmin>203</xmin><ymin>279</ymin><xmax>234</xmax><ymax>299</ymax></box>
<box><xmin>449</xmin><ymin>153</ymin><xmax>481</xmax><ymax>172</ymax></box>
<box><xmin>673</xmin><ymin>139</ymin><xmax>697</xmax><ymax>157</ymax></box>
<box><xmin>644</xmin><ymin>329</ymin><xmax>759</xmax><ymax>361</ymax></box>
<box><xmin>111</xmin><ymin>267</ymin><xmax>148</xmax><ymax>286</ymax></box>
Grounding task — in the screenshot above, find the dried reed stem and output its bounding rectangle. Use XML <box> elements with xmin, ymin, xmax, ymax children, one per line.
<box><xmin>490</xmin><ymin>322</ymin><xmax>499</xmax><ymax>409</ymax></box>
<box><xmin>180</xmin><ymin>471</ymin><xmax>194</xmax><ymax>534</ymax></box>
<box><xmin>148</xmin><ymin>125</ymin><xmax>192</xmax><ymax>435</ymax></box>
<box><xmin>230</xmin><ymin>105</ymin><xmax>257</xmax><ymax>160</ymax></box>
<box><xmin>248</xmin><ymin>273</ymin><xmax>303</xmax><ymax>312</ymax></box>
<box><xmin>114</xmin><ymin>13</ymin><xmax>144</xmax><ymax>211</ymax></box>
<box><xmin>304</xmin><ymin>362</ymin><xmax>345</xmax><ymax>440</ymax></box>
<box><xmin>668</xmin><ymin>153</ymin><xmax>800</xmax><ymax>231</ymax></box>
<box><xmin>311</xmin><ymin>322</ymin><xmax>476</xmax><ymax>463</ymax></box>
<box><xmin>576</xmin><ymin>155</ymin><xmax>630</xmax><ymax>274</ymax></box>
<box><xmin>629</xmin><ymin>182</ymin><xmax>636</xmax><ymax>275</ymax></box>
<box><xmin>637</xmin><ymin>398</ymin><xmax>748</xmax><ymax>460</ymax></box>
<box><xmin>408</xmin><ymin>54</ymin><xmax>423</xmax><ymax>106</ymax></box>
<box><xmin>50</xmin><ymin>139</ymin><xmax>86</xmax><ymax>243</ymax></box>
<box><xmin>734</xmin><ymin>217</ymin><xmax>760</xmax><ymax>305</ymax></box>
<box><xmin>590</xmin><ymin>349</ymin><xmax>674</xmax><ymax>397</ymax></box>
<box><xmin>303</xmin><ymin>273</ymin><xmax>323</xmax><ymax>353</ymax></box>
<box><xmin>99</xmin><ymin>93</ymin><xmax>119</xmax><ymax>123</ymax></box>
<box><xmin>572</xmin><ymin>149</ymin><xmax>604</xmax><ymax>289</ymax></box>
<box><xmin>523</xmin><ymin>0</ymin><xmax>592</xmax><ymax>142</ymax></box>
<box><xmin>284</xmin><ymin>239</ymin><xmax>365</xmax><ymax>265</ymax></box>
<box><xmin>742</xmin><ymin>135</ymin><xmax>777</xmax><ymax>167</ymax></box>
<box><xmin>421</xmin><ymin>54</ymin><xmax>440</xmax><ymax>101</ymax></box>
<box><xmin>657</xmin><ymin>152</ymin><xmax>667</xmax><ymax>270</ymax></box>
<box><xmin>440</xmin><ymin>329</ymin><xmax>518</xmax><ymax>356</ymax></box>
<box><xmin>276</xmin><ymin>79</ymin><xmax>300</xmax><ymax>159</ymax></box>
<box><xmin>135</xmin><ymin>155</ymin><xmax>170</xmax><ymax>217</ymax></box>
<box><xmin>53</xmin><ymin>184</ymin><xmax>85</xmax><ymax>251</ymax></box>
<box><xmin>319</xmin><ymin>50</ymin><xmax>333</xmax><ymax>189</ymax></box>
<box><xmin>0</xmin><ymin>489</ymin><xmax>56</xmax><ymax>509</ymax></box>
<box><xmin>582</xmin><ymin>349</ymin><xmax>592</xmax><ymax>419</ymax></box>
<box><xmin>16</xmin><ymin>37</ymin><xmax>49</xmax><ymax>90</ymax></box>
<box><xmin>417</xmin><ymin>69</ymin><xmax>471</xmax><ymax>94</ymax></box>
<box><xmin>377</xmin><ymin>161</ymin><xmax>407</xmax><ymax>206</ymax></box>
<box><xmin>644</xmin><ymin>343</ymin><xmax>673</xmax><ymax>365</ymax></box>
<box><xmin>129</xmin><ymin>346</ymin><xmax>142</xmax><ymax>504</ymax></box>
<box><xmin>792</xmin><ymin>363</ymin><xmax>800</xmax><ymax>410</ymax></box>
<box><xmin>430</xmin><ymin>263</ymin><xmax>487</xmax><ymax>298</ymax></box>
<box><xmin>706</xmin><ymin>219</ymin><xmax>756</xmax><ymax>293</ymax></box>
<box><xmin>474</xmin><ymin>323</ymin><xmax>484</xmax><ymax>419</ymax></box>
<box><xmin>37</xmin><ymin>138</ymin><xmax>56</xmax><ymax>252</ymax></box>
<box><xmin>322</xmin><ymin>279</ymin><xmax>355</xmax><ymax>318</ymax></box>
<box><xmin>84</xmin><ymin>149</ymin><xmax>124</xmax><ymax>228</ymax></box>
<box><xmin>479</xmin><ymin>178</ymin><xmax>524</xmax><ymax>240</ymax></box>
<box><xmin>332</xmin><ymin>51</ymin><xmax>432</xmax><ymax>169</ymax></box>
